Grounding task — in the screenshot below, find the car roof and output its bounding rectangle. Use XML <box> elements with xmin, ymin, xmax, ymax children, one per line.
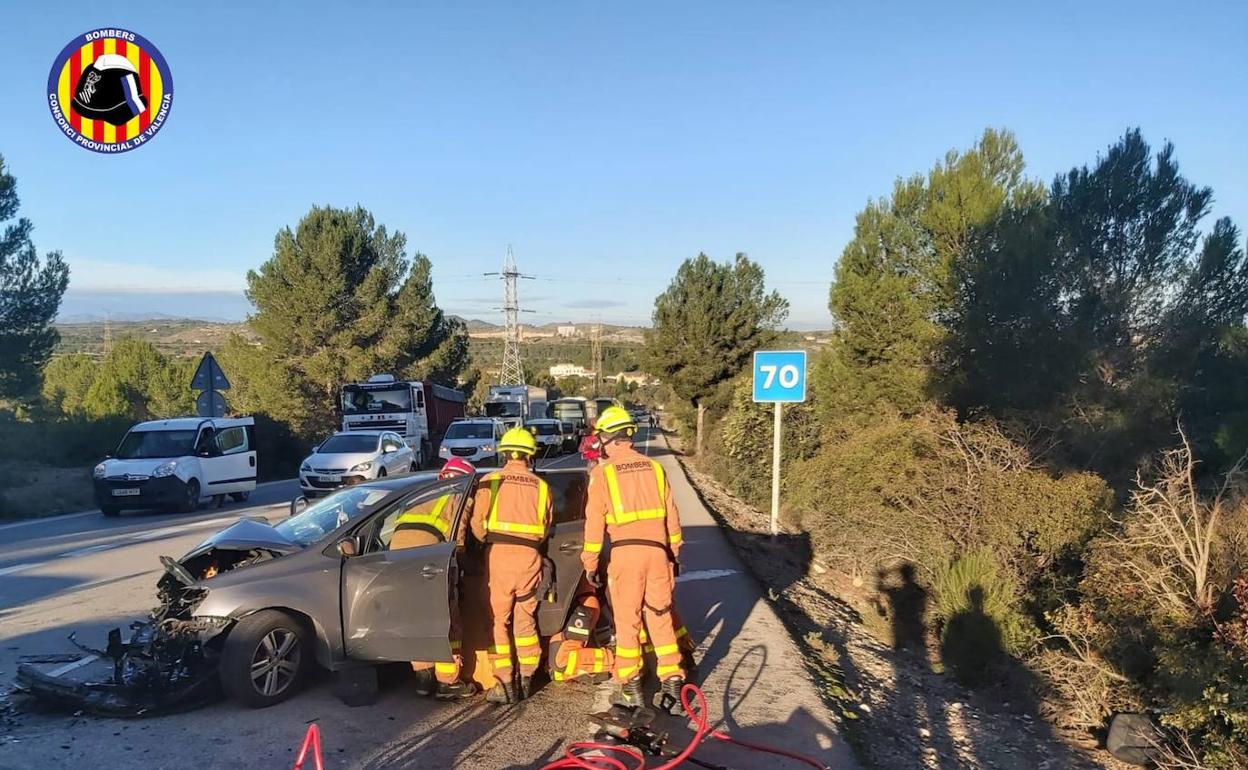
<box><xmin>452</xmin><ymin>417</ymin><xmax>496</xmax><ymax>424</ymax></box>
<box><xmin>131</xmin><ymin>417</ymin><xmax>254</xmax><ymax>431</ymax></box>
<box><xmin>525</xmin><ymin>418</ymin><xmax>559</xmax><ymax>424</ymax></box>
<box><xmin>329</xmin><ymin>430</ymin><xmax>387</xmax><ymax>437</ymax></box>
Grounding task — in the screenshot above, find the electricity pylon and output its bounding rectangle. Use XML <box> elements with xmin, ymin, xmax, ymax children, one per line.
<box><xmin>485</xmin><ymin>246</ymin><xmax>533</xmax><ymax>385</ymax></box>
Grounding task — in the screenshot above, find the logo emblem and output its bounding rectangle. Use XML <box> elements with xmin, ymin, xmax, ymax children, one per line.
<box><xmin>47</xmin><ymin>28</ymin><xmax>173</xmax><ymax>153</ymax></box>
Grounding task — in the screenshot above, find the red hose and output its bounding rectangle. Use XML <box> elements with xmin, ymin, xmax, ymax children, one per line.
<box><xmin>539</xmin><ymin>684</ymin><xmax>828</xmax><ymax>770</ymax></box>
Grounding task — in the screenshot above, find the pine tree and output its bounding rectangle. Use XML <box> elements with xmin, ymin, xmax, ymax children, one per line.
<box><xmin>0</xmin><ymin>155</ymin><xmax>69</xmax><ymax>400</ymax></box>
<box><xmin>242</xmin><ymin>205</ymin><xmax>468</xmax><ymax>438</ymax></box>
<box><xmin>643</xmin><ymin>253</ymin><xmax>788</xmax><ymax>454</ymax></box>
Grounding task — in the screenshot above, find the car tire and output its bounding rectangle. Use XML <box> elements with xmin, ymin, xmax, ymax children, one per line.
<box><xmin>230</xmin><ymin>491</ymin><xmax>250</xmax><ymax>503</ymax></box>
<box><xmin>179</xmin><ymin>479</ymin><xmax>201</xmax><ymax>513</ymax></box>
<box><xmin>220</xmin><ymin>610</ymin><xmax>310</xmax><ymax>708</ymax></box>
<box><xmin>100</xmin><ymin>504</ymin><xmax>121</xmax><ymax>517</ymax></box>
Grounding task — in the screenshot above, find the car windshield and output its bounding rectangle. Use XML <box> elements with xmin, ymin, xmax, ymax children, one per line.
<box><xmin>114</xmin><ymin>429</ymin><xmax>198</xmax><ymax>459</ymax></box>
<box><xmin>318</xmin><ymin>434</ymin><xmax>380</xmax><ymax>454</ymax></box>
<box><xmin>342</xmin><ymin>386</ymin><xmax>411</xmax><ymax>414</ymax></box>
<box><xmin>527</xmin><ymin>422</ymin><xmax>560</xmax><ymax>435</ymax></box>
<box><xmin>485</xmin><ymin>402</ymin><xmax>522</xmax><ymax>418</ymax></box>
<box><xmin>275</xmin><ymin>486</ymin><xmax>394</xmax><ymax>546</ymax></box>
<box><xmin>445</xmin><ymin>422</ymin><xmax>493</xmax><ymax>440</ymax></box>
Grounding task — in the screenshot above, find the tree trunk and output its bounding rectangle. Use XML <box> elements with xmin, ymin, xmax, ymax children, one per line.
<box><xmin>695</xmin><ymin>400</ymin><xmax>705</xmax><ymax>456</ymax></box>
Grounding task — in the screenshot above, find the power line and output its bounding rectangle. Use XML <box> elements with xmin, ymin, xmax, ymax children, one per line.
<box><xmin>483</xmin><ymin>246</ymin><xmax>534</xmax><ymax>385</ymax></box>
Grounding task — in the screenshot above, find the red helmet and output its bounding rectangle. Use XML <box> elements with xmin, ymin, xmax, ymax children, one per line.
<box><xmin>438</xmin><ymin>457</ymin><xmax>476</xmax><ymax>479</ymax></box>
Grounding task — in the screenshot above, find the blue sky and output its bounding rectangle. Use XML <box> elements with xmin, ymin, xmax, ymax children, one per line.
<box><xmin>3</xmin><ymin>2</ymin><xmax>1246</xmax><ymax>328</ymax></box>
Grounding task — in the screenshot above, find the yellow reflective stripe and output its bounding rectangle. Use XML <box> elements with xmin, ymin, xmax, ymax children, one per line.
<box><xmin>583</xmin><ymin>541</ymin><xmax>603</xmax><ymax>553</ymax></box>
<box><xmin>657</xmin><ymin>664</ymin><xmax>683</xmax><ymax>678</ymax></box>
<box><xmin>668</xmin><ymin>532</ymin><xmax>682</xmax><ymax>545</ymax></box>
<box><xmin>654</xmin><ymin>643</ymin><xmax>680</xmax><ymax>656</ymax></box>
<box><xmin>604</xmin><ymin>464</ymin><xmax>625</xmax><ymax>517</ymax></box>
<box><xmin>615</xmin><ymin>646</ymin><xmax>640</xmax><ymax>658</ymax></box>
<box><xmin>638</xmin><ymin>628</ymin><xmax>649</xmax><ymax>643</ymax></box>
<box><xmin>566</xmin><ymin>649</ymin><xmax>579</xmax><ymax>676</ymax></box>
<box><xmin>537</xmin><ymin>479</ymin><xmax>549</xmax><ymax>528</ymax></box>
<box><xmin>514</xmin><ymin>634</ymin><xmax>539</xmax><ymax>647</ymax></box>
<box><xmin>434</xmin><ymin>662</ymin><xmax>458</xmax><ymax>674</ymax></box>
<box><xmin>395</xmin><ymin>495</ymin><xmax>452</xmax><ymax>534</ymax></box>
<box><xmin>489</xmin><ymin>643</ymin><xmax>511</xmax><ymax>654</ymax></box>
<box><xmin>518</xmin><ymin>655</ymin><xmax>541</xmax><ymax>665</ymax></box>
<box><xmin>617</xmin><ymin>664</ymin><xmax>640</xmax><ymax>678</ymax></box>
<box><xmin>605</xmin><ymin>508</ymin><xmax>667</xmax><ymax>525</ymax></box>
<box><xmin>485</xmin><ymin>478</ymin><xmax>502</xmax><ymax>529</ymax></box>
<box><xmin>675</xmin><ymin>626</ymin><xmax>689</xmax><ymax>639</ymax></box>
<box><xmin>653</xmin><ymin>461</ymin><xmax>666</xmax><ymax>503</ymax></box>
<box><xmin>490</xmin><ymin>520</ymin><xmax>545</xmax><ymax>535</ymax></box>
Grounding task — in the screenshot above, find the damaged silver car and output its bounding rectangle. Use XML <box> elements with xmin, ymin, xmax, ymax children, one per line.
<box><xmin>17</xmin><ymin>468</ymin><xmax>591</xmax><ymax>714</ymax></box>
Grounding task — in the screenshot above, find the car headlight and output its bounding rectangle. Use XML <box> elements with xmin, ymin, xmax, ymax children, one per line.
<box><xmin>300</xmin><ymin>461</ymin><xmax>312</xmax><ymax>472</ymax></box>
<box><xmin>350</xmin><ymin>461</ymin><xmax>373</xmax><ymax>473</ymax></box>
<box><xmin>92</xmin><ymin>462</ymin><xmax>108</xmax><ymax>479</ymax></box>
<box><xmin>439</xmin><ymin>445</ymin><xmax>450</xmax><ymax>455</ymax></box>
<box><xmin>481</xmin><ymin>445</ymin><xmax>493</xmax><ymax>453</ymax></box>
<box><xmin>153</xmin><ymin>461</ymin><xmax>178</xmax><ymax>478</ymax></box>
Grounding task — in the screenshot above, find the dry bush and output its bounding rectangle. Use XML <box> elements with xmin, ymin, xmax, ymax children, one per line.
<box><xmin>1030</xmin><ymin>605</ymin><xmax>1140</xmax><ymax>732</ymax></box>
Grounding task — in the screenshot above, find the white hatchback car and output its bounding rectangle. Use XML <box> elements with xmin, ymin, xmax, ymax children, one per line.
<box><xmin>437</xmin><ymin>418</ymin><xmax>502</xmax><ymax>467</ymax></box>
<box><xmin>299</xmin><ymin>431</ymin><xmax>416</xmax><ymax>497</ymax></box>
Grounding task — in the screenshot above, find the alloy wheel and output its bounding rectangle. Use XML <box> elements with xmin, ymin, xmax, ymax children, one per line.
<box><xmin>249</xmin><ymin>628</ymin><xmax>301</xmax><ymax>697</ymax></box>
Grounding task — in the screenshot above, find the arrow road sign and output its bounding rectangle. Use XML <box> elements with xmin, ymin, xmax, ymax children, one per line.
<box><xmin>190</xmin><ymin>352</ymin><xmax>231</xmax><ymax>391</ymax></box>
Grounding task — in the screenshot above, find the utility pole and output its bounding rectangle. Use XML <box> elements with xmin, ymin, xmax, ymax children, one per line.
<box><xmin>103</xmin><ymin>309</ymin><xmax>113</xmax><ymax>355</ymax></box>
<box><xmin>591</xmin><ymin>323</ymin><xmax>603</xmax><ymax>395</ymax></box>
<box><xmin>485</xmin><ymin>246</ymin><xmax>534</xmax><ymax>385</ymax></box>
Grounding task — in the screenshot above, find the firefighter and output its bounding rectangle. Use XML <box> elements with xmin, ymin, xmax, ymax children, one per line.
<box><xmin>582</xmin><ymin>406</ymin><xmax>686</xmax><ymax>709</ymax></box>
<box><xmin>392</xmin><ymin>457</ymin><xmax>477</xmax><ymax>699</ymax></box>
<box><xmin>470</xmin><ymin>427</ymin><xmax>552</xmax><ymax>704</ymax></box>
<box><xmin>547</xmin><ymin>578</ymin><xmax>614</xmax><ymax>684</ymax></box>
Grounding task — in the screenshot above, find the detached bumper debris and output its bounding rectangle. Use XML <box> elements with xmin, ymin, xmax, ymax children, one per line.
<box><xmin>15</xmin><ymin>616</ymin><xmax>232</xmax><ymax>717</ymax></box>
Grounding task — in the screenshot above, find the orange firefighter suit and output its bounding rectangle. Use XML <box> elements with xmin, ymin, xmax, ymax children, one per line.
<box><xmin>582</xmin><ymin>445</ymin><xmax>685</xmax><ymax>684</ymax></box>
<box><xmin>390</xmin><ymin>489</ymin><xmax>468</xmax><ymax>685</ymax></box>
<box><xmin>470</xmin><ymin>460</ymin><xmax>552</xmax><ymax>680</ymax></box>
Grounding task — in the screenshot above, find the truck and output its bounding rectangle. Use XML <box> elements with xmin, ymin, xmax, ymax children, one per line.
<box><xmin>340</xmin><ymin>374</ymin><xmax>466</xmax><ymax>467</ymax></box>
<box><xmin>549</xmin><ymin>396</ymin><xmax>591</xmax><ymax>441</ymax></box>
<box><xmin>484</xmin><ymin>385</ymin><xmax>548</xmax><ymax>431</ymax></box>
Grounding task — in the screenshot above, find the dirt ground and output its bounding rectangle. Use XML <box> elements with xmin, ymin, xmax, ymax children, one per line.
<box><xmin>0</xmin><ymin>462</ymin><xmax>94</xmax><ymax>521</ymax></box>
<box><xmin>667</xmin><ymin>435</ymin><xmax>1132</xmax><ymax>770</ymax></box>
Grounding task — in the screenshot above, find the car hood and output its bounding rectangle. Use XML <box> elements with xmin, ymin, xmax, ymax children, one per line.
<box><xmin>183</xmin><ymin>517</ymin><xmax>302</xmax><ymax>559</ymax></box>
<box><xmin>303</xmin><ymin>450</ymin><xmax>378</xmax><ymax>468</ymax></box>
<box><xmin>99</xmin><ymin>458</ymin><xmax>177</xmax><ymax>476</ymax></box>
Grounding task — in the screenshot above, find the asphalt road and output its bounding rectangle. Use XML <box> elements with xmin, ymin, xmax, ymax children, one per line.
<box><xmin>0</xmin><ymin>428</ymin><xmax>858</xmax><ymax>769</ymax></box>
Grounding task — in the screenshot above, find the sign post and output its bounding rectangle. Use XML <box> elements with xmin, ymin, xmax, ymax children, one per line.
<box><xmin>752</xmin><ymin>350</ymin><xmax>807</xmax><ymax>536</ymax></box>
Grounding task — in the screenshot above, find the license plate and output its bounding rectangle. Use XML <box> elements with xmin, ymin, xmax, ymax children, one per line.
<box><xmin>111</xmin><ymin>488</ymin><xmax>141</xmax><ymax>496</ymax></box>
<box><xmin>321</xmin><ymin>474</ymin><xmax>341</xmax><ymax>483</ymax></box>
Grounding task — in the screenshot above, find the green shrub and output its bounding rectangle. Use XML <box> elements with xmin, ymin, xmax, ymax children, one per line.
<box><xmin>935</xmin><ymin>550</ymin><xmax>1038</xmax><ymax>659</ymax></box>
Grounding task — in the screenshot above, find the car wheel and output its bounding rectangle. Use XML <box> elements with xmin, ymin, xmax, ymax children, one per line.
<box><xmin>230</xmin><ymin>491</ymin><xmax>250</xmax><ymax>503</ymax></box>
<box><xmin>220</xmin><ymin>610</ymin><xmax>309</xmax><ymax>708</ymax></box>
<box><xmin>100</xmin><ymin>504</ymin><xmax>121</xmax><ymax>517</ymax></box>
<box><xmin>179</xmin><ymin>478</ymin><xmax>201</xmax><ymax>513</ymax></box>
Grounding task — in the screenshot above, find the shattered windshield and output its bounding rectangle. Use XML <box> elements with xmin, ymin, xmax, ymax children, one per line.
<box><xmin>115</xmin><ymin>430</ymin><xmax>198</xmax><ymax>459</ymax></box>
<box><xmin>275</xmin><ymin>487</ymin><xmax>393</xmax><ymax>546</ymax></box>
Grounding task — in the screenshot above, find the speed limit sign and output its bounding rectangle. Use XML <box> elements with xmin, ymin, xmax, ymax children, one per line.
<box><xmin>752</xmin><ymin>350</ymin><xmax>807</xmax><ymax>403</ymax></box>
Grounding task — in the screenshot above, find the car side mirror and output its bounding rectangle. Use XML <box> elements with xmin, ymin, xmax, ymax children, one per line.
<box><xmin>336</xmin><ymin>538</ymin><xmax>358</xmax><ymax>557</ymax></box>
<box><xmin>290</xmin><ymin>496</ymin><xmax>309</xmax><ymax>517</ymax></box>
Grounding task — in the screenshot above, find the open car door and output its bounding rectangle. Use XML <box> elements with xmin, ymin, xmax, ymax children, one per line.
<box><xmin>537</xmin><ymin>469</ymin><xmax>590</xmax><ymax>636</ymax></box>
<box><xmin>341</xmin><ymin>475</ymin><xmax>472</xmax><ymax>663</ymax></box>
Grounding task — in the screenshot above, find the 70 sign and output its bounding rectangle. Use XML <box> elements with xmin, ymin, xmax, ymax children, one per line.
<box><xmin>752</xmin><ymin>350</ymin><xmax>807</xmax><ymax>403</ymax></box>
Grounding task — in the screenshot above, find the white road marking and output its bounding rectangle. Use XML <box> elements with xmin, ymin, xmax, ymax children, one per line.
<box><xmin>0</xmin><ymin>563</ymin><xmax>36</xmax><ymax>577</ymax></box>
<box><xmin>62</xmin><ymin>544</ymin><xmax>115</xmax><ymax>558</ymax></box>
<box><xmin>47</xmin><ymin>655</ymin><xmax>98</xmax><ymax>678</ymax></box>
<box><xmin>676</xmin><ymin>568</ymin><xmax>740</xmax><ymax>583</ymax></box>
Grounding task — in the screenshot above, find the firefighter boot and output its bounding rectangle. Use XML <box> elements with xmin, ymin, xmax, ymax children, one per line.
<box><xmin>412</xmin><ymin>668</ymin><xmax>436</xmax><ymax>697</ymax></box>
<box><xmin>653</xmin><ymin>676</ymin><xmax>685</xmax><ymax>715</ymax></box>
<box><xmin>486</xmin><ymin>678</ymin><xmax>517</xmax><ymax>705</ymax></box>
<box><xmin>519</xmin><ymin>674</ymin><xmax>534</xmax><ymax>700</ymax></box>
<box><xmin>434</xmin><ymin>680</ymin><xmax>477</xmax><ymax>700</ymax></box>
<box><xmin>611</xmin><ymin>677</ymin><xmax>644</xmax><ymax>709</ymax></box>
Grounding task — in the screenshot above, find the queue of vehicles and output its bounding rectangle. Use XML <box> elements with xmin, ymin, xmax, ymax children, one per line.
<box><xmin>88</xmin><ymin>374</ymin><xmax>627</xmax><ymax>515</ymax></box>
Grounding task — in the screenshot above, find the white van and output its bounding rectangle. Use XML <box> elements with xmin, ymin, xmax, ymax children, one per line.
<box><xmin>92</xmin><ymin>417</ymin><xmax>258</xmax><ymax>517</ymax></box>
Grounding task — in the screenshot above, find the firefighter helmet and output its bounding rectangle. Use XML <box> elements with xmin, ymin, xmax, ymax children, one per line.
<box><xmin>498</xmin><ymin>427</ymin><xmax>538</xmax><ymax>458</ymax></box>
<box><xmin>439</xmin><ymin>457</ymin><xmax>476</xmax><ymax>479</ymax></box>
<box><xmin>595</xmin><ymin>405</ymin><xmax>636</xmax><ymax>436</ymax></box>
